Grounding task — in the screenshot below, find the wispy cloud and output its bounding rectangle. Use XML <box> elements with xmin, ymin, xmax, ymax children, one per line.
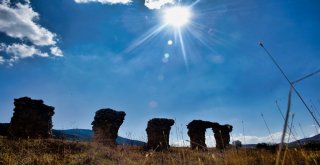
<box><xmin>74</xmin><ymin>0</ymin><xmax>175</xmax><ymax>9</ymax></box>
<box><xmin>50</xmin><ymin>46</ymin><xmax>63</xmax><ymax>57</ymax></box>
<box><xmin>208</xmin><ymin>54</ymin><xmax>225</xmax><ymax>64</ymax></box>
<box><xmin>0</xmin><ymin>0</ymin><xmax>63</xmax><ymax>65</ymax></box>
<box><xmin>74</xmin><ymin>0</ymin><xmax>132</xmax><ymax>5</ymax></box>
<box><xmin>0</xmin><ymin>56</ymin><xmax>4</xmax><ymax>64</ymax></box>
<box><xmin>232</xmin><ymin>132</ymin><xmax>302</xmax><ymax>144</ymax></box>
<box><xmin>144</xmin><ymin>0</ymin><xmax>175</xmax><ymax>10</ymax></box>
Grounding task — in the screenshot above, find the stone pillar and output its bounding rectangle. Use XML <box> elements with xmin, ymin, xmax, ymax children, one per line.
<box><xmin>187</xmin><ymin>120</ymin><xmax>218</xmax><ymax>150</ymax></box>
<box><xmin>92</xmin><ymin>108</ymin><xmax>126</xmax><ymax>146</ymax></box>
<box><xmin>8</xmin><ymin>97</ymin><xmax>55</xmax><ymax>139</ymax></box>
<box><xmin>146</xmin><ymin>118</ymin><xmax>174</xmax><ymax>151</ymax></box>
<box><xmin>0</xmin><ymin>123</ymin><xmax>10</xmax><ymax>136</ymax></box>
<box><xmin>212</xmin><ymin>124</ymin><xmax>233</xmax><ymax>150</ymax></box>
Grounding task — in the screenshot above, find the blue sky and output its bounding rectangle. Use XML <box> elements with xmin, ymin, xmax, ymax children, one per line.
<box><xmin>0</xmin><ymin>0</ymin><xmax>320</xmax><ymax>145</ymax></box>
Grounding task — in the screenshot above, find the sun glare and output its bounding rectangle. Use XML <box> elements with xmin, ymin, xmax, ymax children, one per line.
<box><xmin>164</xmin><ymin>6</ymin><xmax>191</xmax><ymax>28</ymax></box>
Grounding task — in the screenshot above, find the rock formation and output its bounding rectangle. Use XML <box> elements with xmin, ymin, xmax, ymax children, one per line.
<box><xmin>212</xmin><ymin>124</ymin><xmax>233</xmax><ymax>150</ymax></box>
<box><xmin>187</xmin><ymin>120</ymin><xmax>233</xmax><ymax>150</ymax></box>
<box><xmin>0</xmin><ymin>123</ymin><xmax>10</xmax><ymax>136</ymax></box>
<box><xmin>146</xmin><ymin>118</ymin><xmax>174</xmax><ymax>151</ymax></box>
<box><xmin>187</xmin><ymin>120</ymin><xmax>219</xmax><ymax>150</ymax></box>
<box><xmin>8</xmin><ymin>97</ymin><xmax>55</xmax><ymax>139</ymax></box>
<box><xmin>92</xmin><ymin>108</ymin><xmax>126</xmax><ymax>146</ymax></box>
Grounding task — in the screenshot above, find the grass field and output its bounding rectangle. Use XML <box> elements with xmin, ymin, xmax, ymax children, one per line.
<box><xmin>1</xmin><ymin>137</ymin><xmax>320</xmax><ymax>165</ymax></box>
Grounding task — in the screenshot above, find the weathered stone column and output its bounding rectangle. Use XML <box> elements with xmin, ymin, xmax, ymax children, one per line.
<box><xmin>92</xmin><ymin>108</ymin><xmax>126</xmax><ymax>146</ymax></box>
<box><xmin>0</xmin><ymin>123</ymin><xmax>10</xmax><ymax>136</ymax></box>
<box><xmin>146</xmin><ymin>118</ymin><xmax>174</xmax><ymax>151</ymax></box>
<box><xmin>212</xmin><ymin>124</ymin><xmax>233</xmax><ymax>150</ymax></box>
<box><xmin>187</xmin><ymin>120</ymin><xmax>218</xmax><ymax>150</ymax></box>
<box><xmin>8</xmin><ymin>97</ymin><xmax>55</xmax><ymax>139</ymax></box>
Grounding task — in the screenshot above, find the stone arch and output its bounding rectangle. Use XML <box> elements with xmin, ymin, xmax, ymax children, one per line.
<box><xmin>187</xmin><ymin>120</ymin><xmax>218</xmax><ymax>150</ymax></box>
<box><xmin>92</xmin><ymin>108</ymin><xmax>126</xmax><ymax>146</ymax></box>
<box><xmin>146</xmin><ymin>118</ymin><xmax>175</xmax><ymax>151</ymax></box>
<box><xmin>187</xmin><ymin>120</ymin><xmax>233</xmax><ymax>150</ymax></box>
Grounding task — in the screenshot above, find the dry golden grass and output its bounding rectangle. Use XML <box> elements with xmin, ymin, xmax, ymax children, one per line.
<box><xmin>0</xmin><ymin>136</ymin><xmax>319</xmax><ymax>165</ymax></box>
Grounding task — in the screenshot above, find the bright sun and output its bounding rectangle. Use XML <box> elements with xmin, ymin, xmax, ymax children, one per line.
<box><xmin>164</xmin><ymin>6</ymin><xmax>192</xmax><ymax>28</ymax></box>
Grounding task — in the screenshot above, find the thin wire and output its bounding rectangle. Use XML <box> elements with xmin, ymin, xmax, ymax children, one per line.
<box><xmin>312</xmin><ymin>119</ymin><xmax>319</xmax><ymax>134</ymax></box>
<box><xmin>275</xmin><ymin>100</ymin><xmax>285</xmax><ymax>120</ymax></box>
<box><xmin>287</xmin><ymin>113</ymin><xmax>294</xmax><ymax>143</ymax></box>
<box><xmin>310</xmin><ymin>100</ymin><xmax>320</xmax><ymax>119</ymax></box>
<box><xmin>242</xmin><ymin>120</ymin><xmax>246</xmax><ymax>144</ymax></box>
<box><xmin>259</xmin><ymin>42</ymin><xmax>292</xmax><ymax>84</ymax></box>
<box><xmin>261</xmin><ymin>113</ymin><xmax>275</xmax><ymax>143</ymax></box>
<box><xmin>292</xmin><ymin>88</ymin><xmax>320</xmax><ymax>127</ymax></box>
<box><xmin>292</xmin><ymin>69</ymin><xmax>320</xmax><ymax>84</ymax></box>
<box><xmin>299</xmin><ymin>123</ymin><xmax>306</xmax><ymax>138</ymax></box>
<box><xmin>275</xmin><ymin>101</ymin><xmax>299</xmax><ymax>142</ymax></box>
<box><xmin>259</xmin><ymin>42</ymin><xmax>320</xmax><ymax>128</ymax></box>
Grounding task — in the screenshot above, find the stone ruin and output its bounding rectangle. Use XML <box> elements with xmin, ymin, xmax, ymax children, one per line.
<box><xmin>92</xmin><ymin>108</ymin><xmax>126</xmax><ymax>146</ymax></box>
<box><xmin>187</xmin><ymin>120</ymin><xmax>233</xmax><ymax>150</ymax></box>
<box><xmin>146</xmin><ymin>118</ymin><xmax>175</xmax><ymax>151</ymax></box>
<box><xmin>0</xmin><ymin>123</ymin><xmax>10</xmax><ymax>136</ymax></box>
<box><xmin>8</xmin><ymin>97</ymin><xmax>55</xmax><ymax>139</ymax></box>
<box><xmin>213</xmin><ymin>124</ymin><xmax>233</xmax><ymax>150</ymax></box>
<box><xmin>187</xmin><ymin>120</ymin><xmax>218</xmax><ymax>150</ymax></box>
<box><xmin>1</xmin><ymin>96</ymin><xmax>234</xmax><ymax>151</ymax></box>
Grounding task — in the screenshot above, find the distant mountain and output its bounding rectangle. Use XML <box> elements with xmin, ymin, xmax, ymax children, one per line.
<box><xmin>240</xmin><ymin>134</ymin><xmax>320</xmax><ymax>148</ymax></box>
<box><xmin>52</xmin><ymin>129</ymin><xmax>92</xmax><ymax>140</ymax></box>
<box><xmin>52</xmin><ymin>129</ymin><xmax>146</xmax><ymax>146</ymax></box>
<box><xmin>242</xmin><ymin>144</ymin><xmax>256</xmax><ymax>148</ymax></box>
<box><xmin>290</xmin><ymin>134</ymin><xmax>320</xmax><ymax>145</ymax></box>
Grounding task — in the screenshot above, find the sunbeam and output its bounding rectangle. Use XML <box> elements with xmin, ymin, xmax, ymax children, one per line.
<box><xmin>178</xmin><ymin>28</ymin><xmax>189</xmax><ymax>69</ymax></box>
<box><xmin>122</xmin><ymin>0</ymin><xmax>233</xmax><ymax>69</ymax></box>
<box><xmin>190</xmin><ymin>0</ymin><xmax>201</xmax><ymax>7</ymax></box>
<box><xmin>123</xmin><ymin>24</ymin><xmax>167</xmax><ymax>54</ymax></box>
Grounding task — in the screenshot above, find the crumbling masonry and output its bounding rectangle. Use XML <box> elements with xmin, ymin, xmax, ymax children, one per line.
<box><xmin>187</xmin><ymin>120</ymin><xmax>218</xmax><ymax>150</ymax></box>
<box><xmin>213</xmin><ymin>124</ymin><xmax>233</xmax><ymax>150</ymax></box>
<box><xmin>146</xmin><ymin>118</ymin><xmax>175</xmax><ymax>151</ymax></box>
<box><xmin>187</xmin><ymin>120</ymin><xmax>233</xmax><ymax>150</ymax></box>
<box><xmin>8</xmin><ymin>97</ymin><xmax>55</xmax><ymax>139</ymax></box>
<box><xmin>92</xmin><ymin>108</ymin><xmax>126</xmax><ymax>146</ymax></box>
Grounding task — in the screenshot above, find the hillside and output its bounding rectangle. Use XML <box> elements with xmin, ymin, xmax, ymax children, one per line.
<box><xmin>52</xmin><ymin>129</ymin><xmax>145</xmax><ymax>146</ymax></box>
<box><xmin>290</xmin><ymin>134</ymin><xmax>320</xmax><ymax>145</ymax></box>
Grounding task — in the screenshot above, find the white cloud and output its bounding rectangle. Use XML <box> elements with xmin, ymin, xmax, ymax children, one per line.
<box><xmin>0</xmin><ymin>56</ymin><xmax>4</xmax><ymax>64</ymax></box>
<box><xmin>0</xmin><ymin>43</ymin><xmax>51</xmax><ymax>64</ymax></box>
<box><xmin>0</xmin><ymin>43</ymin><xmax>5</xmax><ymax>50</ymax></box>
<box><xmin>50</xmin><ymin>46</ymin><xmax>63</xmax><ymax>57</ymax></box>
<box><xmin>145</xmin><ymin>0</ymin><xmax>175</xmax><ymax>10</ymax></box>
<box><xmin>170</xmin><ymin>131</ymin><xmax>304</xmax><ymax>147</ymax></box>
<box><xmin>231</xmin><ymin>132</ymin><xmax>302</xmax><ymax>144</ymax></box>
<box><xmin>171</xmin><ymin>139</ymin><xmax>188</xmax><ymax>147</ymax></box>
<box><xmin>0</xmin><ymin>1</ymin><xmax>57</xmax><ymax>46</ymax></box>
<box><xmin>0</xmin><ymin>1</ymin><xmax>63</xmax><ymax>65</ymax></box>
<box><xmin>74</xmin><ymin>0</ymin><xmax>174</xmax><ymax>9</ymax></box>
<box><xmin>74</xmin><ymin>0</ymin><xmax>132</xmax><ymax>4</ymax></box>
<box><xmin>5</xmin><ymin>43</ymin><xmax>48</xmax><ymax>58</ymax></box>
